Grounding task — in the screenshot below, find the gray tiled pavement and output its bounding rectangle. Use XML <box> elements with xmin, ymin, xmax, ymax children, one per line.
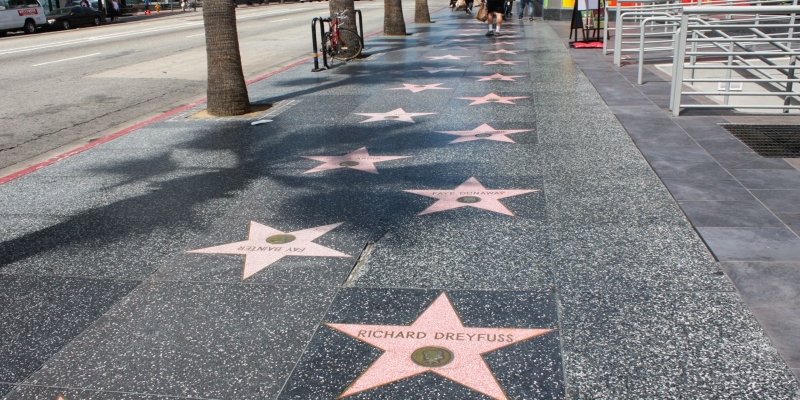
<box><xmin>1</xmin><ymin>8</ymin><xmax>799</xmax><ymax>399</ymax></box>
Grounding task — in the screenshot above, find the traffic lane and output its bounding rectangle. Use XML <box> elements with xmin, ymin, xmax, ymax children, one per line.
<box><xmin>0</xmin><ymin>4</ymin><xmax>330</xmax><ymax>57</ymax></box>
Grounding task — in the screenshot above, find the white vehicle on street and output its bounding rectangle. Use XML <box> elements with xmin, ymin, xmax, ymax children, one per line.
<box><xmin>0</xmin><ymin>0</ymin><xmax>47</xmax><ymax>36</ymax></box>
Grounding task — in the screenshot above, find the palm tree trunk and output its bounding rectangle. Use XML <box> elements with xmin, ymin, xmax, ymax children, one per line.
<box><xmin>414</xmin><ymin>0</ymin><xmax>430</xmax><ymax>23</ymax></box>
<box><xmin>329</xmin><ymin>0</ymin><xmax>356</xmax><ymax>31</ymax></box>
<box><xmin>384</xmin><ymin>0</ymin><xmax>406</xmax><ymax>35</ymax></box>
<box><xmin>203</xmin><ymin>0</ymin><xmax>250</xmax><ymax>116</ymax></box>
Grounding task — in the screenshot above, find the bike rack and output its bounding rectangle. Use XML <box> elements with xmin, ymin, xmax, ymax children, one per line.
<box><xmin>311</xmin><ymin>16</ymin><xmax>331</xmax><ymax>71</ymax></box>
<box><xmin>311</xmin><ymin>9</ymin><xmax>363</xmax><ymax>72</ymax></box>
<box><xmin>354</xmin><ymin>9</ymin><xmax>364</xmax><ymax>45</ymax></box>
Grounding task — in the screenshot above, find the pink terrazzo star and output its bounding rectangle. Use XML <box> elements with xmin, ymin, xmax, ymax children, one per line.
<box><xmin>326</xmin><ymin>293</ymin><xmax>553</xmax><ymax>399</ymax></box>
<box><xmin>426</xmin><ymin>55</ymin><xmax>469</xmax><ymax>60</ymax></box>
<box><xmin>412</xmin><ymin>66</ymin><xmax>464</xmax><ymax>74</ymax></box>
<box><xmin>404</xmin><ymin>177</ymin><xmax>539</xmax><ymax>215</ymax></box>
<box><xmin>355</xmin><ymin>108</ymin><xmax>436</xmax><ymax>123</ymax></box>
<box><xmin>471</xmin><ymin>73</ymin><xmax>525</xmax><ymax>82</ymax></box>
<box><xmin>302</xmin><ymin>147</ymin><xmax>410</xmax><ymax>174</ymax></box>
<box><xmin>483</xmin><ymin>49</ymin><xmax>521</xmax><ymax>54</ymax></box>
<box><xmin>481</xmin><ymin>59</ymin><xmax>524</xmax><ymax>65</ymax></box>
<box><xmin>436</xmin><ymin>123</ymin><xmax>533</xmax><ymax>144</ymax></box>
<box><xmin>450</xmin><ymin>38</ymin><xmax>477</xmax><ymax>42</ymax></box>
<box><xmin>187</xmin><ymin>222</ymin><xmax>351</xmax><ymax>280</ymax></box>
<box><xmin>457</xmin><ymin>92</ymin><xmax>529</xmax><ymax>105</ymax></box>
<box><xmin>386</xmin><ymin>83</ymin><xmax>452</xmax><ymax>93</ymax></box>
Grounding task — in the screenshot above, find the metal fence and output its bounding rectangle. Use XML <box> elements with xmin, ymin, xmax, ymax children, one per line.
<box><xmin>670</xmin><ymin>5</ymin><xmax>800</xmax><ymax>115</ymax></box>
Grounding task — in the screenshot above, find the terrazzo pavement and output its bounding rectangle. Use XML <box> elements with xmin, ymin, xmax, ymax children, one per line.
<box><xmin>1</xmin><ymin>5</ymin><xmax>799</xmax><ymax>399</ymax></box>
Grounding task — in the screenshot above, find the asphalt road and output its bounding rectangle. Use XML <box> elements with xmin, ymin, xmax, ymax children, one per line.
<box><xmin>0</xmin><ymin>1</ymin><xmax>423</xmax><ymax>172</ymax></box>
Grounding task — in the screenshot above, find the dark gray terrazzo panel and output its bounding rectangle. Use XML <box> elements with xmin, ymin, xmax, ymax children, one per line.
<box><xmin>22</xmin><ymin>281</ymin><xmax>337</xmax><ymax>399</ymax></box>
<box><xmin>280</xmin><ymin>288</ymin><xmax>563</xmax><ymax>399</ymax></box>
<box><xmin>560</xmin><ymin>290</ymin><xmax>800</xmax><ymax>398</ymax></box>
<box><xmin>0</xmin><ymin>384</ymin><xmax>14</xmax><ymax>399</ymax></box>
<box><xmin>5</xmin><ymin>386</ymin><xmax>170</xmax><ymax>400</ymax></box>
<box><xmin>0</xmin><ymin>275</ymin><xmax>138</xmax><ymax>383</ymax></box>
<box><xmin>0</xmin><ymin>214</ymin><xmax>210</xmax><ymax>280</ymax></box>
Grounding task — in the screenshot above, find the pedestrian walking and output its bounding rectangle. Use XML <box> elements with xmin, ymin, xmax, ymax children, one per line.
<box><xmin>483</xmin><ymin>0</ymin><xmax>504</xmax><ymax>36</ymax></box>
<box><xmin>518</xmin><ymin>0</ymin><xmax>534</xmax><ymax>20</ymax></box>
<box><xmin>143</xmin><ymin>0</ymin><xmax>149</xmax><ymax>11</ymax></box>
<box><xmin>79</xmin><ymin>0</ymin><xmax>89</xmax><ymax>7</ymax></box>
<box><xmin>504</xmin><ymin>0</ymin><xmax>513</xmax><ymax>17</ymax></box>
<box><xmin>111</xmin><ymin>0</ymin><xmax>119</xmax><ymax>21</ymax></box>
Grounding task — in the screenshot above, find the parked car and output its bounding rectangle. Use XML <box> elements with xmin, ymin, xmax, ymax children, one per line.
<box><xmin>0</xmin><ymin>0</ymin><xmax>47</xmax><ymax>37</ymax></box>
<box><xmin>45</xmin><ymin>5</ymin><xmax>104</xmax><ymax>30</ymax></box>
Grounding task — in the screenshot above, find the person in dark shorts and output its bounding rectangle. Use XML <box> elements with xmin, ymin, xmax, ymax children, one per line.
<box><xmin>484</xmin><ymin>0</ymin><xmax>504</xmax><ymax>36</ymax></box>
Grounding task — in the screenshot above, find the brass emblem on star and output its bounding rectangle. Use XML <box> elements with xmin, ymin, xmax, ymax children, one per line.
<box><xmin>339</xmin><ymin>161</ymin><xmax>360</xmax><ymax>167</ymax></box>
<box><xmin>456</xmin><ymin>196</ymin><xmax>482</xmax><ymax>204</ymax></box>
<box><xmin>266</xmin><ymin>234</ymin><xmax>296</xmax><ymax>244</ymax></box>
<box><xmin>411</xmin><ymin>346</ymin><xmax>454</xmax><ymax>367</ymax></box>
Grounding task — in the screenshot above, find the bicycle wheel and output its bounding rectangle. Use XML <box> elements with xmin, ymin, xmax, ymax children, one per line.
<box><xmin>331</xmin><ymin>28</ymin><xmax>363</xmax><ymax>61</ymax></box>
<box><xmin>322</xmin><ymin>32</ymin><xmax>336</xmax><ymax>61</ymax></box>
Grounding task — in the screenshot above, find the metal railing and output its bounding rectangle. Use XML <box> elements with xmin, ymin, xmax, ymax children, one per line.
<box><xmin>670</xmin><ymin>5</ymin><xmax>800</xmax><ymax>115</ymax></box>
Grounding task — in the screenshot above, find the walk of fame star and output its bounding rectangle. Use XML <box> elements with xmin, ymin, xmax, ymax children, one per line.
<box><xmin>386</xmin><ymin>83</ymin><xmax>452</xmax><ymax>93</ymax></box>
<box><xmin>187</xmin><ymin>222</ymin><xmax>351</xmax><ymax>280</ymax></box>
<box><xmin>426</xmin><ymin>55</ymin><xmax>469</xmax><ymax>60</ymax></box>
<box><xmin>355</xmin><ymin>108</ymin><xmax>436</xmax><ymax>123</ymax></box>
<box><xmin>483</xmin><ymin>49</ymin><xmax>521</xmax><ymax>54</ymax></box>
<box><xmin>472</xmin><ymin>73</ymin><xmax>525</xmax><ymax>82</ymax></box>
<box><xmin>436</xmin><ymin>123</ymin><xmax>533</xmax><ymax>144</ymax></box>
<box><xmin>411</xmin><ymin>66</ymin><xmax>464</xmax><ymax>74</ymax></box>
<box><xmin>449</xmin><ymin>38</ymin><xmax>477</xmax><ymax>42</ymax></box>
<box><xmin>481</xmin><ymin>59</ymin><xmax>524</xmax><ymax>65</ymax></box>
<box><xmin>457</xmin><ymin>92</ymin><xmax>529</xmax><ymax>105</ymax></box>
<box><xmin>404</xmin><ymin>177</ymin><xmax>539</xmax><ymax>215</ymax></box>
<box><xmin>326</xmin><ymin>293</ymin><xmax>553</xmax><ymax>399</ymax></box>
<box><xmin>302</xmin><ymin>147</ymin><xmax>410</xmax><ymax>174</ymax></box>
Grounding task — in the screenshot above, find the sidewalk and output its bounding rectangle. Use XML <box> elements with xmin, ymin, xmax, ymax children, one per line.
<box><xmin>1</xmin><ymin>6</ymin><xmax>799</xmax><ymax>399</ymax></box>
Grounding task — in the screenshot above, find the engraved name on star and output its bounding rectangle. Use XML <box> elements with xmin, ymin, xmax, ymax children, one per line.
<box><xmin>435</xmin><ymin>123</ymin><xmax>533</xmax><ymax>144</ymax></box>
<box><xmin>404</xmin><ymin>177</ymin><xmax>539</xmax><ymax>215</ymax></box>
<box><xmin>326</xmin><ymin>292</ymin><xmax>553</xmax><ymax>399</ymax></box>
<box><xmin>411</xmin><ymin>66</ymin><xmax>464</xmax><ymax>74</ymax></box>
<box><xmin>481</xmin><ymin>59</ymin><xmax>524</xmax><ymax>65</ymax></box>
<box><xmin>471</xmin><ymin>73</ymin><xmax>525</xmax><ymax>82</ymax></box>
<box><xmin>302</xmin><ymin>147</ymin><xmax>410</xmax><ymax>174</ymax></box>
<box><xmin>483</xmin><ymin>49</ymin><xmax>521</xmax><ymax>54</ymax></box>
<box><xmin>355</xmin><ymin>108</ymin><xmax>436</xmax><ymax>123</ymax></box>
<box><xmin>386</xmin><ymin>83</ymin><xmax>452</xmax><ymax>93</ymax></box>
<box><xmin>426</xmin><ymin>55</ymin><xmax>470</xmax><ymax>60</ymax></box>
<box><xmin>187</xmin><ymin>222</ymin><xmax>351</xmax><ymax>280</ymax></box>
<box><xmin>457</xmin><ymin>92</ymin><xmax>529</xmax><ymax>105</ymax></box>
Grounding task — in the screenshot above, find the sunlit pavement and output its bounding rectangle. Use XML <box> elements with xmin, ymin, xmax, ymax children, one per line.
<box><xmin>1</xmin><ymin>7</ymin><xmax>799</xmax><ymax>399</ymax></box>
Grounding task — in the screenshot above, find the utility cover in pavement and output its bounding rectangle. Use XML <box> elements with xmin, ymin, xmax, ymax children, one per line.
<box><xmin>720</xmin><ymin>124</ymin><xmax>800</xmax><ymax>158</ymax></box>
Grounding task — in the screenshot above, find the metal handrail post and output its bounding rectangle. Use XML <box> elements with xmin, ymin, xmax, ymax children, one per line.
<box><xmin>671</xmin><ymin>22</ymin><xmax>688</xmax><ymax>115</ymax></box>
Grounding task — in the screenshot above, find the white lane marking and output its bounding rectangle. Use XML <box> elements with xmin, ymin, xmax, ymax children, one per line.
<box><xmin>32</xmin><ymin>52</ymin><xmax>101</xmax><ymax>66</ymax></box>
<box><xmin>0</xmin><ymin>9</ymin><xmax>303</xmax><ymax>57</ymax></box>
<box><xmin>186</xmin><ymin>33</ymin><xmax>204</xmax><ymax>37</ymax></box>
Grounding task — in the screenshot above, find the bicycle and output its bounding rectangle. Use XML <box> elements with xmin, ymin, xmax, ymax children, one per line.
<box><xmin>323</xmin><ymin>10</ymin><xmax>363</xmax><ymax>62</ymax></box>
